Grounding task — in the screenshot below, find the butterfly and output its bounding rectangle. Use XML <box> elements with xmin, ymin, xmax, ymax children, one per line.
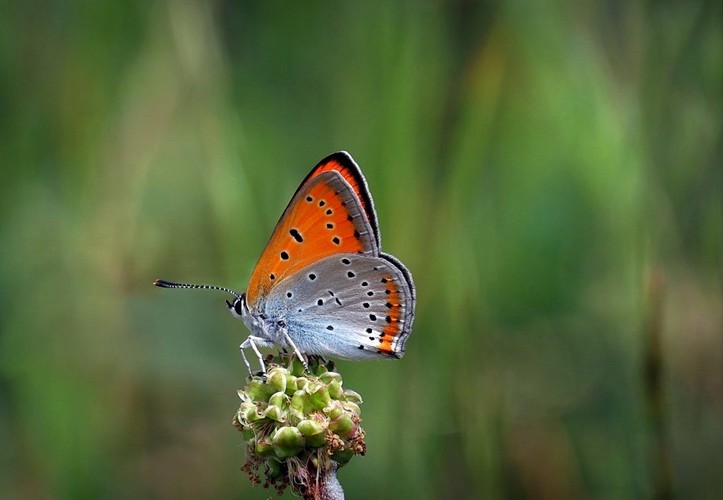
<box><xmin>154</xmin><ymin>151</ymin><xmax>415</xmax><ymax>373</ymax></box>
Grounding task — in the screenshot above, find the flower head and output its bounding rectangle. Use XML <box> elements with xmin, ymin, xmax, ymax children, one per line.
<box><xmin>234</xmin><ymin>354</ymin><xmax>366</xmax><ymax>497</ymax></box>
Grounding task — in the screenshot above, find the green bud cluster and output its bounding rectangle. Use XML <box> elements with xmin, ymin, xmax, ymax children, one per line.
<box><xmin>235</xmin><ymin>354</ymin><xmax>365</xmax><ymax>496</ymax></box>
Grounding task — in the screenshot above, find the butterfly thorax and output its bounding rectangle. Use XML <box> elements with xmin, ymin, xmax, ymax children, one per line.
<box><xmin>230</xmin><ymin>294</ymin><xmax>289</xmax><ymax>348</ymax></box>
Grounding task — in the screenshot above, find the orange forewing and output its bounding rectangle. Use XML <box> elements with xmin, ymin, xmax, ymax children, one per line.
<box><xmin>302</xmin><ymin>152</ymin><xmax>380</xmax><ymax>246</ymax></box>
<box><xmin>245</xmin><ymin>171</ymin><xmax>378</xmax><ymax>307</ymax></box>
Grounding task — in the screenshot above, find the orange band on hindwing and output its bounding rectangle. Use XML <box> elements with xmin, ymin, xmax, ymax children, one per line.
<box><xmin>377</xmin><ymin>273</ymin><xmax>404</xmax><ymax>356</ymax></box>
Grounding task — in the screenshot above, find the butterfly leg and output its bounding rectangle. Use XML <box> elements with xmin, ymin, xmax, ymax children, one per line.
<box><xmin>280</xmin><ymin>329</ymin><xmax>309</xmax><ymax>372</ymax></box>
<box><xmin>240</xmin><ymin>336</ymin><xmax>274</xmax><ymax>375</ymax></box>
<box><xmin>239</xmin><ymin>347</ymin><xmax>253</xmax><ymax>374</ymax></box>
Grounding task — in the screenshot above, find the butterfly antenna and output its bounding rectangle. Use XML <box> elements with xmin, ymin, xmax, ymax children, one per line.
<box><xmin>153</xmin><ymin>279</ymin><xmax>241</xmax><ymax>299</ymax></box>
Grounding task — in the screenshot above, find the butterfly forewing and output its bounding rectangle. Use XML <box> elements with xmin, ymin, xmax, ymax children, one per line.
<box><xmin>245</xmin><ymin>171</ymin><xmax>378</xmax><ymax>307</ymax></box>
<box><xmin>302</xmin><ymin>152</ymin><xmax>380</xmax><ymax>246</ymax></box>
<box><xmin>263</xmin><ymin>253</ymin><xmax>414</xmax><ymax>359</ymax></box>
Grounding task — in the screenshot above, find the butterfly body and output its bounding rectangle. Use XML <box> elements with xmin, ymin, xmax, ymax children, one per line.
<box><xmin>155</xmin><ymin>152</ymin><xmax>415</xmax><ymax>370</ymax></box>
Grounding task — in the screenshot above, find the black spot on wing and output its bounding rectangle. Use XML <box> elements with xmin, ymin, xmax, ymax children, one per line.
<box><xmin>290</xmin><ymin>228</ymin><xmax>303</xmax><ymax>242</ymax></box>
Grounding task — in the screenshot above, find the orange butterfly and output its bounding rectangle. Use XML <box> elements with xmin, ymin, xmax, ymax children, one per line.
<box><xmin>155</xmin><ymin>152</ymin><xmax>415</xmax><ymax>372</ymax></box>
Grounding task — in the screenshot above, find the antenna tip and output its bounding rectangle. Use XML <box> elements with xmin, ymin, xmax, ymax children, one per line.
<box><xmin>153</xmin><ymin>279</ymin><xmax>172</xmax><ymax>288</ymax></box>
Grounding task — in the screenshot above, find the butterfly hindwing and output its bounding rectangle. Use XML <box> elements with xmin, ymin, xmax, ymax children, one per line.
<box><xmin>263</xmin><ymin>253</ymin><xmax>414</xmax><ymax>359</ymax></box>
<box><xmin>245</xmin><ymin>170</ymin><xmax>378</xmax><ymax>307</ymax></box>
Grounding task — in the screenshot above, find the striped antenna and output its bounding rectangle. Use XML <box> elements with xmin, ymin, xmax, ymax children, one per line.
<box><xmin>153</xmin><ymin>279</ymin><xmax>241</xmax><ymax>299</ymax></box>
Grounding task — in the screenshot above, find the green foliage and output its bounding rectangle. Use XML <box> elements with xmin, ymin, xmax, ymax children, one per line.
<box><xmin>0</xmin><ymin>1</ymin><xmax>720</xmax><ymax>498</ymax></box>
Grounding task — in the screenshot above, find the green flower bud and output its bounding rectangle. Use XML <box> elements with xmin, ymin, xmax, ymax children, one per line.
<box><xmin>328</xmin><ymin>380</ymin><xmax>343</xmax><ymax>399</ymax></box>
<box><xmin>245</xmin><ymin>379</ymin><xmax>274</xmax><ymax>402</ymax></box>
<box><xmin>329</xmin><ymin>413</ymin><xmax>354</xmax><ymax>437</ymax></box>
<box><xmin>295</xmin><ymin>377</ymin><xmax>309</xmax><ymax>390</ymax></box>
<box><xmin>342</xmin><ymin>389</ymin><xmax>363</xmax><ymax>404</ymax></box>
<box><xmin>272</xmin><ymin>426</ymin><xmax>304</xmax><ymax>458</ymax></box>
<box><xmin>254</xmin><ymin>438</ymin><xmax>275</xmax><ymax>457</ymax></box>
<box><xmin>323</xmin><ymin>402</ymin><xmax>344</xmax><ymax>420</ymax></box>
<box><xmin>240</xmin><ymin>427</ymin><xmax>254</xmax><ymax>441</ymax></box>
<box><xmin>236</xmin><ymin>405</ymin><xmax>250</xmax><ymax>424</ymax></box>
<box><xmin>298</xmin><ymin>419</ymin><xmax>328</xmax><ymax>448</ymax></box>
<box><xmin>331</xmin><ymin>447</ymin><xmax>354</xmax><ymax>466</ymax></box>
<box><xmin>263</xmin><ymin>405</ymin><xmax>285</xmax><ymax>422</ymax></box>
<box><xmin>307</xmin><ymin>385</ymin><xmax>331</xmax><ymax>411</ymax></box>
<box><xmin>319</xmin><ymin>371</ymin><xmax>342</xmax><ymax>384</ymax></box>
<box><xmin>342</xmin><ymin>401</ymin><xmax>361</xmax><ymax>417</ymax></box>
<box><xmin>290</xmin><ymin>357</ymin><xmax>305</xmax><ymax>376</ymax></box>
<box><xmin>284</xmin><ymin>375</ymin><xmax>298</xmax><ymax>395</ymax></box>
<box><xmin>265</xmin><ymin>458</ymin><xmax>284</xmax><ymax>480</ymax></box>
<box><xmin>243</xmin><ymin>405</ymin><xmax>263</xmax><ymax>422</ymax></box>
<box><xmin>290</xmin><ymin>390</ymin><xmax>310</xmax><ymax>413</ymax></box>
<box><xmin>268</xmin><ymin>391</ymin><xmax>288</xmax><ymax>409</ymax></box>
<box><xmin>287</xmin><ymin>408</ymin><xmax>304</xmax><ymax>426</ymax></box>
<box><xmin>266</xmin><ymin>368</ymin><xmax>287</xmax><ymax>393</ymax></box>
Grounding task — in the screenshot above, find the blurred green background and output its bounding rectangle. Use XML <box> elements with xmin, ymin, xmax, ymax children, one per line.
<box><xmin>1</xmin><ymin>1</ymin><xmax>721</xmax><ymax>498</ymax></box>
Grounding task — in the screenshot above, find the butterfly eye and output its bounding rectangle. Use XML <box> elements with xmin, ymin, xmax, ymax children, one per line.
<box><xmin>228</xmin><ymin>297</ymin><xmax>244</xmax><ymax>318</ymax></box>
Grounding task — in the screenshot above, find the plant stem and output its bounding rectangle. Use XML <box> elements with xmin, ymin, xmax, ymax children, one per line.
<box><xmin>313</xmin><ymin>464</ymin><xmax>344</xmax><ymax>500</ymax></box>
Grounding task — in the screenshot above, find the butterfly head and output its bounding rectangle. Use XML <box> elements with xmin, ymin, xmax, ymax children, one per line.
<box><xmin>227</xmin><ymin>293</ymin><xmax>248</xmax><ymax>319</ymax></box>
